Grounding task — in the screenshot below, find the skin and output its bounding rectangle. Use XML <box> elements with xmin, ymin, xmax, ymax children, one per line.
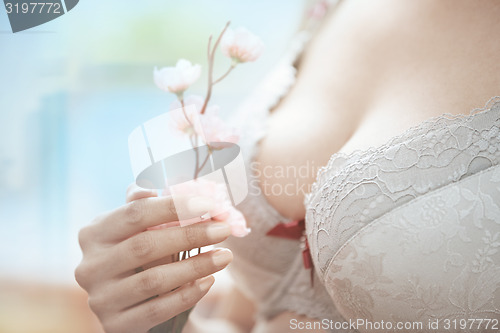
<box><xmin>255</xmin><ymin>0</ymin><xmax>500</xmax><ymax>331</ymax></box>
<box><xmin>75</xmin><ymin>185</ymin><xmax>234</xmax><ymax>333</ymax></box>
<box><xmin>77</xmin><ymin>0</ymin><xmax>500</xmax><ymax>332</ymax></box>
<box><xmin>259</xmin><ymin>0</ymin><xmax>500</xmax><ymax>221</ymax></box>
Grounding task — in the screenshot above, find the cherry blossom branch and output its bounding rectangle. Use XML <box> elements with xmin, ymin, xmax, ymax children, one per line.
<box><xmin>213</xmin><ymin>64</ymin><xmax>236</xmax><ymax>85</ymax></box>
<box><xmin>194</xmin><ymin>147</ymin><xmax>212</xmax><ymax>179</ymax></box>
<box><xmin>180</xmin><ymin>98</ymin><xmax>194</xmax><ymax>128</ymax></box>
<box><xmin>207</xmin><ymin>35</ymin><xmax>212</xmax><ymax>62</ymax></box>
<box><xmin>200</xmin><ymin>21</ymin><xmax>231</xmax><ymax>115</ymax></box>
<box><xmin>198</xmin><ymin>151</ymin><xmax>211</xmax><ymax>172</ymax></box>
<box><xmin>150</xmin><ymin>22</ymin><xmax>260</xmax><ymax>333</ymax></box>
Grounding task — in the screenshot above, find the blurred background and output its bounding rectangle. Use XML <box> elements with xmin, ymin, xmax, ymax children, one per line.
<box><xmin>0</xmin><ymin>1</ymin><xmax>304</xmax><ymax>332</ymax></box>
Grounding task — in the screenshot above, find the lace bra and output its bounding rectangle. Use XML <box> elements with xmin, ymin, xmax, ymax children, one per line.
<box><xmin>222</xmin><ymin>0</ymin><xmax>500</xmax><ymax>330</ymax></box>
<box><xmin>305</xmin><ymin>98</ymin><xmax>500</xmax><ymax>332</ymax></box>
<box><xmin>306</xmin><ymin>97</ymin><xmax>500</xmax><ymax>278</ymax></box>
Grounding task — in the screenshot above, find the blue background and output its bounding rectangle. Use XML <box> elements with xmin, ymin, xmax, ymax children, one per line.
<box><xmin>0</xmin><ymin>0</ymin><xmax>303</xmax><ymax>283</ymax></box>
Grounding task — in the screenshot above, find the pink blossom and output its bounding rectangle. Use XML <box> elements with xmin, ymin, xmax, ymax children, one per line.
<box><xmin>154</xmin><ymin>59</ymin><xmax>201</xmax><ymax>95</ymax></box>
<box><xmin>170</xmin><ymin>95</ymin><xmax>204</xmax><ymax>112</ymax></box>
<box><xmin>199</xmin><ymin>111</ymin><xmax>240</xmax><ymax>148</ymax></box>
<box><xmin>221</xmin><ymin>27</ymin><xmax>264</xmax><ymax>63</ymax></box>
<box><xmin>169</xmin><ymin>95</ymin><xmax>205</xmax><ymax>136</ymax></box>
<box><xmin>171</xmin><ymin>179</ymin><xmax>250</xmax><ymax>237</ymax></box>
<box><xmin>309</xmin><ymin>0</ymin><xmax>328</xmax><ymax>19</ymax></box>
<box><xmin>178</xmin><ymin>179</ymin><xmax>232</xmax><ymax>218</ymax></box>
<box><xmin>226</xmin><ymin>207</ymin><xmax>251</xmax><ymax>237</ymax></box>
<box><xmin>168</xmin><ymin>106</ymin><xmax>200</xmax><ymax>137</ymax></box>
<box><xmin>169</xmin><ymin>96</ymin><xmax>239</xmax><ymax>147</ymax></box>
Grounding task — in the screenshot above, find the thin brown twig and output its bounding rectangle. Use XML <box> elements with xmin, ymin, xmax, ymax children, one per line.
<box><xmin>181</xmin><ymin>99</ymin><xmax>200</xmax><ymax>179</ymax></box>
<box><xmin>207</xmin><ymin>35</ymin><xmax>212</xmax><ymax>60</ymax></box>
<box><xmin>180</xmin><ymin>98</ymin><xmax>194</xmax><ymax>128</ymax></box>
<box><xmin>200</xmin><ymin>21</ymin><xmax>231</xmax><ymax>115</ymax></box>
<box><xmin>212</xmin><ymin>21</ymin><xmax>231</xmax><ymax>58</ymax></box>
<box><xmin>194</xmin><ymin>145</ymin><xmax>212</xmax><ymax>179</ymax></box>
<box><xmin>213</xmin><ymin>64</ymin><xmax>236</xmax><ymax>85</ymax></box>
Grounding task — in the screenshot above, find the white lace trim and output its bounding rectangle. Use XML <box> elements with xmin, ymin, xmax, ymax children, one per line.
<box><xmin>305</xmin><ymin>96</ymin><xmax>500</xmax><ymax>280</ymax></box>
<box><xmin>305</xmin><ymin>96</ymin><xmax>500</xmax><ymax>207</ymax></box>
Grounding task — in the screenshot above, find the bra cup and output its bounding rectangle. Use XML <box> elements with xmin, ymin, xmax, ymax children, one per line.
<box><xmin>306</xmin><ymin>98</ymin><xmax>500</xmax><ymax>280</ymax></box>
<box><xmin>323</xmin><ymin>164</ymin><xmax>500</xmax><ymax>332</ymax></box>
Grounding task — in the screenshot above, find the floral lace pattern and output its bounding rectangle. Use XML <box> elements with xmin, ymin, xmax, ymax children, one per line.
<box><xmin>324</xmin><ymin>164</ymin><xmax>500</xmax><ymax>332</ymax></box>
<box><xmin>306</xmin><ymin>97</ymin><xmax>500</xmax><ymax>278</ymax></box>
<box><xmin>305</xmin><ymin>98</ymin><xmax>500</xmax><ymax>331</ymax></box>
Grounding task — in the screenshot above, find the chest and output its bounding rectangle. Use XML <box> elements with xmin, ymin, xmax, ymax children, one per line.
<box><xmin>255</xmin><ymin>0</ymin><xmax>500</xmax><ymax>220</ymax></box>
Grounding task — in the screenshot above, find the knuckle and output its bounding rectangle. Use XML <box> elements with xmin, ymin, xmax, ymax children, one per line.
<box><xmin>189</xmin><ymin>257</ymin><xmax>207</xmax><ymax>277</ymax></box>
<box><xmin>178</xmin><ymin>285</ymin><xmax>201</xmax><ymax>307</ymax></box>
<box><xmin>90</xmin><ymin>212</ymin><xmax>106</xmax><ymax>226</ymax></box>
<box><xmin>74</xmin><ymin>262</ymin><xmax>90</xmax><ymax>288</ymax></box>
<box><xmin>124</xmin><ymin>200</ymin><xmax>145</xmax><ymax>225</ymax></box>
<box><xmin>88</xmin><ymin>295</ymin><xmax>106</xmax><ymax>314</ymax></box>
<box><xmin>144</xmin><ymin>302</ymin><xmax>163</xmax><ymax>323</ymax></box>
<box><xmin>78</xmin><ymin>226</ymin><xmax>93</xmax><ymax>250</ymax></box>
<box><xmin>137</xmin><ymin>270</ymin><xmax>162</xmax><ymax>295</ymax></box>
<box><xmin>101</xmin><ymin>319</ymin><xmax>121</xmax><ymax>333</ymax></box>
<box><xmin>166</xmin><ymin>198</ymin><xmax>178</xmax><ymax>219</ymax></box>
<box><xmin>182</xmin><ymin>226</ymin><xmax>201</xmax><ymax>249</ymax></box>
<box><xmin>129</xmin><ymin>233</ymin><xmax>155</xmax><ymax>260</ymax></box>
<box><xmin>126</xmin><ymin>183</ymin><xmax>137</xmax><ymax>198</ymax></box>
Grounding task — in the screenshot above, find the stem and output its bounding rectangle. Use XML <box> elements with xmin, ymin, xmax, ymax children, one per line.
<box><xmin>207</xmin><ymin>35</ymin><xmax>212</xmax><ymax>61</ymax></box>
<box><xmin>180</xmin><ymin>98</ymin><xmax>194</xmax><ymax>129</ymax></box>
<box><xmin>200</xmin><ymin>56</ymin><xmax>214</xmax><ymax>115</ymax></box>
<box><xmin>194</xmin><ymin>147</ymin><xmax>212</xmax><ymax>179</ymax></box>
<box><xmin>181</xmin><ymin>99</ymin><xmax>201</xmax><ymax>179</ymax></box>
<box><xmin>196</xmin><ymin>148</ymin><xmax>212</xmax><ymax>177</ymax></box>
<box><xmin>200</xmin><ymin>21</ymin><xmax>231</xmax><ymax>115</ymax></box>
<box><xmin>213</xmin><ymin>64</ymin><xmax>236</xmax><ymax>85</ymax></box>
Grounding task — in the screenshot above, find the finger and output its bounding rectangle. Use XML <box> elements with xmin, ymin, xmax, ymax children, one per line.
<box><xmin>108</xmin><ymin>276</ymin><xmax>215</xmax><ymax>333</ymax></box>
<box><xmin>126</xmin><ymin>183</ymin><xmax>158</xmax><ymax>203</ymax></box>
<box><xmin>107</xmin><ymin>221</ymin><xmax>232</xmax><ymax>275</ymax></box>
<box><xmin>109</xmin><ymin>249</ymin><xmax>232</xmax><ymax>309</ymax></box>
<box><xmin>92</xmin><ymin>195</ymin><xmax>214</xmax><ymax>243</ymax></box>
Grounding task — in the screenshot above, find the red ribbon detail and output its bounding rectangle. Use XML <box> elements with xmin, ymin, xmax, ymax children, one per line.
<box><xmin>266</xmin><ymin>219</ymin><xmax>305</xmax><ymax>240</ymax></box>
<box><xmin>267</xmin><ymin>219</ymin><xmax>314</xmax><ymax>278</ymax></box>
<box><xmin>302</xmin><ymin>238</ymin><xmax>313</xmax><ymax>270</ymax></box>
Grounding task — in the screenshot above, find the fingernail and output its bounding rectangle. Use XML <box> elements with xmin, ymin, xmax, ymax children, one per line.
<box><xmin>212</xmin><ymin>248</ymin><xmax>233</xmax><ymax>267</ymax></box>
<box><xmin>187</xmin><ymin>196</ymin><xmax>215</xmax><ymax>215</ymax></box>
<box><xmin>198</xmin><ymin>275</ymin><xmax>215</xmax><ymax>291</ymax></box>
<box><xmin>207</xmin><ymin>222</ymin><xmax>231</xmax><ymax>239</ymax></box>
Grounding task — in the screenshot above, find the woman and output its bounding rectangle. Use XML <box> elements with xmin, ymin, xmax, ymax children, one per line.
<box><xmin>75</xmin><ymin>0</ymin><xmax>500</xmax><ymax>332</ymax></box>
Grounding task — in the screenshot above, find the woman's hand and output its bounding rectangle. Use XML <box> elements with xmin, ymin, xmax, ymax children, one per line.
<box><xmin>75</xmin><ymin>184</ymin><xmax>233</xmax><ymax>333</ymax></box>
